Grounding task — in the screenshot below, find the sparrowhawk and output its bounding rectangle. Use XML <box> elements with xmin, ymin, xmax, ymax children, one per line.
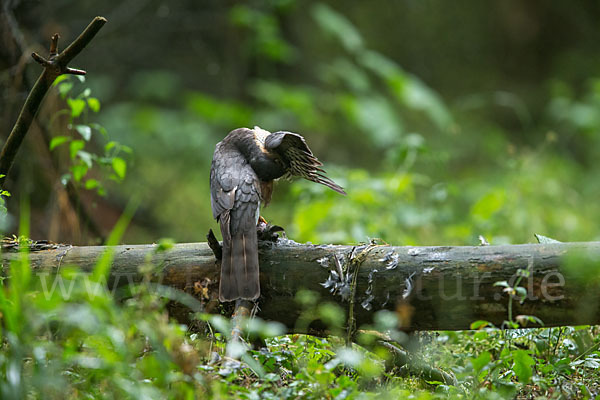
<box><xmin>210</xmin><ymin>126</ymin><xmax>346</xmax><ymax>302</ymax></box>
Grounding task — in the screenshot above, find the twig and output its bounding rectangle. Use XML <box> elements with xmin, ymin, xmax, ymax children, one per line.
<box><xmin>0</xmin><ymin>16</ymin><xmax>107</xmax><ymax>178</ymax></box>
<box><xmin>206</xmin><ymin>229</ymin><xmax>222</xmax><ymax>260</ymax></box>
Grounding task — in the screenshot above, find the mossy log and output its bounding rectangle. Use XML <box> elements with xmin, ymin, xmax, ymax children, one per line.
<box><xmin>2</xmin><ymin>239</ymin><xmax>600</xmax><ymax>332</ymax></box>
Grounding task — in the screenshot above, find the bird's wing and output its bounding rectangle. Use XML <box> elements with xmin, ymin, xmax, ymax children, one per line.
<box><xmin>264</xmin><ymin>131</ymin><xmax>346</xmax><ymax>195</ymax></box>
<box><xmin>210</xmin><ymin>144</ymin><xmax>236</xmax><ymax>222</ymax></box>
<box><xmin>210</xmin><ymin>143</ymin><xmax>261</xmax><ymax>232</ymax></box>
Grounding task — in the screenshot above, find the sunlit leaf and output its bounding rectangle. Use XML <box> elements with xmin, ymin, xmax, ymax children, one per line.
<box><xmin>85</xmin><ymin>179</ymin><xmax>99</xmax><ymax>190</ymax></box>
<box><xmin>470</xmin><ymin>320</ymin><xmax>493</xmax><ymax>330</ymax></box>
<box><xmin>87</xmin><ymin>97</ymin><xmax>101</xmax><ymax>112</ymax></box>
<box><xmin>49</xmin><ymin>136</ymin><xmax>71</xmax><ymax>150</ymax></box>
<box><xmin>112</xmin><ymin>157</ymin><xmax>127</xmax><ymax>180</ymax></box>
<box><xmin>79</xmin><ymin>88</ymin><xmax>91</xmax><ymax>98</ymax></box>
<box><xmin>71</xmin><ymin>164</ymin><xmax>88</xmax><ymax>182</ymax></box>
<box><xmin>78</xmin><ymin>151</ymin><xmax>93</xmax><ymax>168</ymax></box>
<box><xmin>67</xmin><ymin>98</ymin><xmax>86</xmax><ymax>118</ymax></box>
<box><xmin>57</xmin><ymin>82</ymin><xmax>74</xmax><ymax>98</ymax></box>
<box><xmin>52</xmin><ymin>75</ymin><xmax>69</xmax><ymax>87</ymax></box>
<box><xmin>75</xmin><ymin>125</ymin><xmax>92</xmax><ymax>141</ymax></box>
<box><xmin>69</xmin><ymin>140</ymin><xmax>85</xmax><ymax>159</ymax></box>
<box><xmin>105</xmin><ymin>141</ymin><xmax>117</xmax><ymax>152</ymax></box>
<box><xmin>155</xmin><ymin>238</ymin><xmax>175</xmax><ymax>253</ymax></box>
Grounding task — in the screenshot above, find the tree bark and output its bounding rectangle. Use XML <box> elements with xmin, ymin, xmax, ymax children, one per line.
<box><xmin>3</xmin><ymin>239</ymin><xmax>600</xmax><ymax>332</ymax></box>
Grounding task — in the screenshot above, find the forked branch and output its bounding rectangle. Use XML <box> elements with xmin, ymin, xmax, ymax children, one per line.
<box><xmin>0</xmin><ymin>16</ymin><xmax>107</xmax><ymax>178</ymax></box>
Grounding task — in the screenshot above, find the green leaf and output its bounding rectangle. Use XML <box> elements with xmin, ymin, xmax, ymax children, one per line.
<box><xmin>87</xmin><ymin>97</ymin><xmax>101</xmax><ymax>112</ymax></box>
<box><xmin>84</xmin><ymin>179</ymin><xmax>99</xmax><ymax>190</ymax></box>
<box><xmin>155</xmin><ymin>238</ymin><xmax>175</xmax><ymax>253</ymax></box>
<box><xmin>49</xmin><ymin>136</ymin><xmax>71</xmax><ymax>151</ymax></box>
<box><xmin>57</xmin><ymin>82</ymin><xmax>74</xmax><ymax>98</ymax></box>
<box><xmin>75</xmin><ymin>125</ymin><xmax>92</xmax><ymax>141</ymax></box>
<box><xmin>515</xmin><ymin>286</ymin><xmax>528</xmax><ymax>302</ymax></box>
<box><xmin>534</xmin><ymin>234</ymin><xmax>562</xmax><ymax>244</ymax></box>
<box><xmin>493</xmin><ymin>281</ymin><xmax>510</xmax><ymax>288</ymax></box>
<box><xmin>512</xmin><ymin>350</ymin><xmax>535</xmax><ymax>383</ymax></box>
<box><xmin>79</xmin><ymin>88</ymin><xmax>91</xmax><ymax>98</ymax></box>
<box><xmin>470</xmin><ymin>320</ymin><xmax>493</xmax><ymax>330</ymax></box>
<box><xmin>67</xmin><ymin>98</ymin><xmax>86</xmax><ymax>118</ymax></box>
<box><xmin>90</xmin><ymin>123</ymin><xmax>107</xmax><ymax>137</ymax></box>
<box><xmin>71</xmin><ymin>164</ymin><xmax>88</xmax><ymax>182</ymax></box>
<box><xmin>515</xmin><ymin>315</ymin><xmax>544</xmax><ymax>327</ymax></box>
<box><xmin>52</xmin><ymin>75</ymin><xmax>69</xmax><ymax>87</ymax></box>
<box><xmin>121</xmin><ymin>145</ymin><xmax>133</xmax><ymax>154</ymax></box>
<box><xmin>69</xmin><ymin>140</ymin><xmax>85</xmax><ymax>159</ymax></box>
<box><xmin>78</xmin><ymin>151</ymin><xmax>93</xmax><ymax>168</ymax></box>
<box><xmin>112</xmin><ymin>157</ymin><xmax>127</xmax><ymax>180</ymax></box>
<box><xmin>105</xmin><ymin>141</ymin><xmax>117</xmax><ymax>152</ymax></box>
<box><xmin>471</xmin><ymin>351</ymin><xmax>492</xmax><ymax>374</ymax></box>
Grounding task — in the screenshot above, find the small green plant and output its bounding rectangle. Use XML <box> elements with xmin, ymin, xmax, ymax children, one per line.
<box><xmin>49</xmin><ymin>75</ymin><xmax>131</xmax><ymax>195</ymax></box>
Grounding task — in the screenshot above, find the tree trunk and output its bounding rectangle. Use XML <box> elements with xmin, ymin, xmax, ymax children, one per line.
<box><xmin>3</xmin><ymin>239</ymin><xmax>600</xmax><ymax>332</ymax></box>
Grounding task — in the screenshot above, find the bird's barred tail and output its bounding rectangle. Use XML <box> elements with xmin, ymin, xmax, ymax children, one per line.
<box><xmin>218</xmin><ymin>227</ymin><xmax>260</xmax><ymax>302</ymax></box>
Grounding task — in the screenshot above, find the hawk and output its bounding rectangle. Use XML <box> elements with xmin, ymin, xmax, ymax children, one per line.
<box><xmin>210</xmin><ymin>126</ymin><xmax>346</xmax><ymax>302</ymax></box>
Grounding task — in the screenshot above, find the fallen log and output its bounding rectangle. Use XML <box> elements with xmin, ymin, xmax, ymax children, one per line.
<box><xmin>2</xmin><ymin>239</ymin><xmax>599</xmax><ymax>332</ymax></box>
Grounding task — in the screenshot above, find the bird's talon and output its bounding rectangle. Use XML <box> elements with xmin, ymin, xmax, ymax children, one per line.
<box><xmin>257</xmin><ymin>217</ymin><xmax>284</xmax><ymax>242</ymax></box>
